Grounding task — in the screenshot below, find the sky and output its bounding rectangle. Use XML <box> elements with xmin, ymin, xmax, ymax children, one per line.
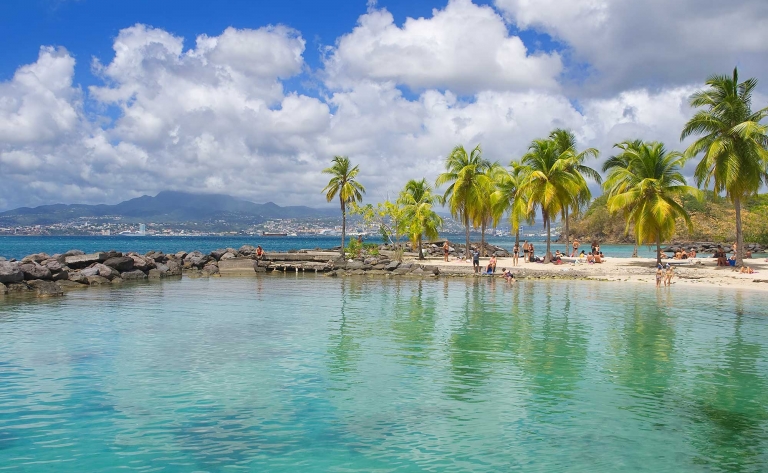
<box><xmin>1</xmin><ymin>0</ymin><xmax>767</xmax><ymax>210</ymax></box>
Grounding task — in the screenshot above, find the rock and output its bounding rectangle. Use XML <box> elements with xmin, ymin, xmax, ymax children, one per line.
<box><xmin>63</xmin><ymin>249</ymin><xmax>85</xmax><ymax>257</ymax></box>
<box><xmin>68</xmin><ymin>271</ymin><xmax>89</xmax><ymax>284</ymax></box>
<box><xmin>87</xmin><ymin>275</ymin><xmax>111</xmax><ymax>286</ymax></box>
<box><xmin>147</xmin><ymin>269</ymin><xmax>164</xmax><ymax>279</ymax></box>
<box><xmin>65</xmin><ymin>252</ymin><xmax>109</xmax><ymax>268</ymax></box>
<box><xmin>346</xmin><ymin>260</ymin><xmax>366</xmax><ymax>270</ymax></box>
<box><xmin>146</xmin><ymin>251</ymin><xmax>166</xmax><ymax>262</ymax></box>
<box><xmin>21</xmin><ymin>253</ymin><xmax>50</xmax><ymax>264</ymax></box>
<box><xmin>56</xmin><ymin>280</ymin><xmax>87</xmax><ymax>290</ymax></box>
<box><xmin>0</xmin><ymin>261</ymin><xmax>24</xmax><ymax>284</ymax></box>
<box><xmin>364</xmin><ymin>257</ymin><xmax>378</xmax><ymax>265</ymax></box>
<box><xmin>155</xmin><ymin>263</ymin><xmax>169</xmax><ymax>273</ymax></box>
<box><xmin>220</xmin><ymin>252</ymin><xmax>237</xmax><ymax>260</ymax></box>
<box><xmin>27</xmin><ymin>280</ymin><xmax>63</xmax><ymax>297</ymax></box>
<box><xmin>111</xmin><ymin>277</ymin><xmax>124</xmax><ymax>284</ymax></box>
<box><xmin>166</xmin><ymin>260</ymin><xmax>182</xmax><ymax>276</ymax></box>
<box><xmin>210</xmin><ymin>248</ymin><xmax>228</xmax><ymax>260</ymax></box>
<box><xmin>239</xmin><ymin>245</ymin><xmax>256</xmax><ymax>256</ymax></box>
<box><xmin>6</xmin><ymin>282</ymin><xmax>31</xmax><ymax>293</ymax></box>
<box><xmin>0</xmin><ymin>282</ymin><xmax>6</xmax><ymax>294</ymax></box>
<box><xmin>175</xmin><ymin>251</ymin><xmax>188</xmax><ymax>259</ymax></box>
<box><xmin>43</xmin><ymin>259</ymin><xmax>63</xmax><ymax>272</ymax></box>
<box><xmin>51</xmin><ymin>270</ymin><xmax>70</xmax><ymax>281</ymax></box>
<box><xmin>19</xmin><ymin>263</ymin><xmax>52</xmax><ymax>281</ymax></box>
<box><xmin>121</xmin><ymin>270</ymin><xmax>148</xmax><ymax>280</ymax></box>
<box><xmin>202</xmin><ymin>263</ymin><xmax>220</xmax><ymax>276</ymax></box>
<box><xmin>93</xmin><ymin>264</ymin><xmax>119</xmax><ymax>280</ymax></box>
<box><xmin>80</xmin><ymin>267</ymin><xmax>100</xmax><ymax>278</ymax></box>
<box><xmin>185</xmin><ymin>251</ymin><xmax>211</xmax><ymax>268</ymax></box>
<box><xmin>386</xmin><ymin>261</ymin><xmax>400</xmax><ymax>271</ymax></box>
<box><xmin>103</xmin><ymin>256</ymin><xmax>134</xmax><ymax>272</ymax></box>
<box><xmin>254</xmin><ymin>266</ymin><xmax>267</xmax><ymax>273</ymax></box>
<box><xmin>129</xmin><ymin>255</ymin><xmax>154</xmax><ymax>271</ymax></box>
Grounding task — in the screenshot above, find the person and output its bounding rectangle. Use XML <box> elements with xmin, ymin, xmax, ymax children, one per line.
<box><xmin>728</xmin><ymin>253</ymin><xmax>737</xmax><ymax>268</ymax></box>
<box><xmin>502</xmin><ymin>268</ymin><xmax>515</xmax><ymax>284</ymax></box>
<box><xmin>472</xmin><ymin>248</ymin><xmax>480</xmax><ymax>274</ymax></box>
<box><xmin>689</xmin><ymin>248</ymin><xmax>697</xmax><ymax>258</ymax></box>
<box><xmin>715</xmin><ymin>245</ymin><xmax>728</xmax><ymax>266</ymax></box>
<box><xmin>586</xmin><ymin>253</ymin><xmax>595</xmax><ymax>264</ymax></box>
<box><xmin>486</xmin><ymin>255</ymin><xmax>497</xmax><ymax>274</ymax></box>
<box><xmin>674</xmin><ymin>250</ymin><xmax>683</xmax><ymax>260</ymax></box>
<box><xmin>740</xmin><ymin>265</ymin><xmax>755</xmax><ymax>274</ymax></box>
<box><xmin>746</xmin><ymin>249</ymin><xmax>753</xmax><ymax>259</ymax></box>
<box><xmin>553</xmin><ymin>250</ymin><xmax>563</xmax><ymax>264</ymax></box>
<box><xmin>656</xmin><ymin>266</ymin><xmax>663</xmax><ymax>287</ymax></box>
<box><xmin>512</xmin><ymin>242</ymin><xmax>520</xmax><ymax>266</ymax></box>
<box><xmin>523</xmin><ymin>240</ymin><xmax>529</xmax><ymax>263</ymax></box>
<box><xmin>529</xmin><ymin>242</ymin><xmax>535</xmax><ymax>263</ymax></box>
<box><xmin>593</xmin><ymin>253</ymin><xmax>603</xmax><ymax>263</ymax></box>
<box><xmin>255</xmin><ymin>245</ymin><xmax>264</xmax><ymax>261</ymax></box>
<box><xmin>665</xmin><ymin>264</ymin><xmax>674</xmax><ymax>286</ymax></box>
<box><xmin>443</xmin><ymin>241</ymin><xmax>450</xmax><ymax>262</ymax></box>
<box><xmin>572</xmin><ymin>238</ymin><xmax>579</xmax><ymax>257</ymax></box>
<box><xmin>598</xmin><ymin>251</ymin><xmax>605</xmax><ymax>260</ymax></box>
<box><xmin>595</xmin><ymin>243</ymin><xmax>601</xmax><ymax>255</ymax></box>
<box><xmin>579</xmin><ymin>250</ymin><xmax>586</xmax><ymax>259</ymax></box>
<box><xmin>591</xmin><ymin>241</ymin><xmax>598</xmax><ymax>255</ymax></box>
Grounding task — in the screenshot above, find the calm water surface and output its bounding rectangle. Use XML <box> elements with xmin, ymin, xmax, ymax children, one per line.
<box><xmin>1</xmin><ymin>277</ymin><xmax>767</xmax><ymax>472</ymax></box>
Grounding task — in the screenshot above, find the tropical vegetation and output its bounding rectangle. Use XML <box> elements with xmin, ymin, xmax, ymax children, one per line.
<box><xmin>322</xmin><ymin>156</ymin><xmax>366</xmax><ymax>256</ymax></box>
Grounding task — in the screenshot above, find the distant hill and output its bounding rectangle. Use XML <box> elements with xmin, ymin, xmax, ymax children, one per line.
<box><xmin>0</xmin><ymin>191</ymin><xmax>337</xmax><ymax>225</ymax></box>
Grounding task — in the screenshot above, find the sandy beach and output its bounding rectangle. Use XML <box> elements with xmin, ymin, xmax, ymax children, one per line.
<box><xmin>421</xmin><ymin>254</ymin><xmax>768</xmax><ymax>293</ymax></box>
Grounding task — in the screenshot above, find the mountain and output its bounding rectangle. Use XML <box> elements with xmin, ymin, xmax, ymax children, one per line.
<box><xmin>0</xmin><ymin>191</ymin><xmax>338</xmax><ymax>225</ymax></box>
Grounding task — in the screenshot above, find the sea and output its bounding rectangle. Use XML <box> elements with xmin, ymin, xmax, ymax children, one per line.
<box><xmin>0</xmin><ymin>235</ymin><xmax>697</xmax><ymax>260</ymax></box>
<box><xmin>1</xmin><ymin>276</ymin><xmax>767</xmax><ymax>472</ymax></box>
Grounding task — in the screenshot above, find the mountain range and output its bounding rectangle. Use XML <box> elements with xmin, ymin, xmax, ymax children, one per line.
<box><xmin>0</xmin><ymin>191</ymin><xmax>338</xmax><ymax>225</ymax></box>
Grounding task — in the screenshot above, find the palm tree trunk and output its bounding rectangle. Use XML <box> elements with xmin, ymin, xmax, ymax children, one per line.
<box><xmin>656</xmin><ymin>232</ymin><xmax>661</xmax><ymax>266</ymax></box>
<box><xmin>418</xmin><ymin>237</ymin><xmax>423</xmax><ymax>260</ymax></box>
<box><xmin>632</xmin><ymin>244</ymin><xmax>638</xmax><ymax>258</ymax></box>
<box><xmin>544</xmin><ymin>218</ymin><xmax>552</xmax><ymax>263</ymax></box>
<box><xmin>481</xmin><ymin>221</ymin><xmax>486</xmax><ymax>257</ymax></box>
<box><xmin>564</xmin><ymin>208</ymin><xmax>569</xmax><ymax>255</ymax></box>
<box><xmin>464</xmin><ymin>215</ymin><xmax>471</xmax><ymax>260</ymax></box>
<box><xmin>515</xmin><ymin>227</ymin><xmax>520</xmax><ymax>247</ymax></box>
<box><xmin>340</xmin><ymin>197</ymin><xmax>346</xmax><ymax>257</ymax></box>
<box><xmin>735</xmin><ymin>196</ymin><xmax>744</xmax><ymax>266</ymax></box>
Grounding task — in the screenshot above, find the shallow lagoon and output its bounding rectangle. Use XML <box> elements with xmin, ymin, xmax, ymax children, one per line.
<box><xmin>1</xmin><ymin>276</ymin><xmax>767</xmax><ymax>472</ymax></box>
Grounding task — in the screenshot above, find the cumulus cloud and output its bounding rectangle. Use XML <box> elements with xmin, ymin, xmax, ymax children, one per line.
<box><xmin>495</xmin><ymin>0</ymin><xmax>768</xmax><ymax>94</ymax></box>
<box><xmin>324</xmin><ymin>0</ymin><xmax>562</xmax><ymax>93</ymax></box>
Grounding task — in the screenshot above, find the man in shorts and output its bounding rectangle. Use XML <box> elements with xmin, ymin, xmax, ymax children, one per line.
<box><xmin>472</xmin><ymin>248</ymin><xmax>480</xmax><ymax>274</ymax></box>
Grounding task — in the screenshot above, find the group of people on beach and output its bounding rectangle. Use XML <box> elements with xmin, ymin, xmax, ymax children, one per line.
<box><xmin>656</xmin><ymin>263</ymin><xmax>675</xmax><ymax>287</ymax></box>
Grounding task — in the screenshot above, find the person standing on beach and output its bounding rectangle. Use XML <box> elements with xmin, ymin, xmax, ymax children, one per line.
<box><xmin>572</xmin><ymin>239</ymin><xmax>579</xmax><ymax>257</ymax></box>
<box><xmin>472</xmin><ymin>248</ymin><xmax>480</xmax><ymax>274</ymax></box>
<box><xmin>522</xmin><ymin>240</ymin><xmax>529</xmax><ymax>262</ymax></box>
<box><xmin>443</xmin><ymin>241</ymin><xmax>450</xmax><ymax>262</ymax></box>
<box><xmin>529</xmin><ymin>242</ymin><xmax>535</xmax><ymax>263</ymax></box>
<box><xmin>512</xmin><ymin>242</ymin><xmax>519</xmax><ymax>266</ymax></box>
<box><xmin>656</xmin><ymin>266</ymin><xmax>663</xmax><ymax>287</ymax></box>
<box><xmin>665</xmin><ymin>264</ymin><xmax>674</xmax><ymax>286</ymax></box>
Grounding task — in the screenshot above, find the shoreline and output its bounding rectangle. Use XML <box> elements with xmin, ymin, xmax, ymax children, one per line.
<box><xmin>2</xmin><ymin>244</ymin><xmax>768</xmax><ymax>298</ymax></box>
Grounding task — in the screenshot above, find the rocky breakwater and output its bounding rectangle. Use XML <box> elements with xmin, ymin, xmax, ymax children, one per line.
<box><xmin>662</xmin><ymin>241</ymin><xmax>766</xmax><ymax>255</ymax></box>
<box><xmin>0</xmin><ymin>249</ymin><xmax>183</xmax><ymax>297</ymax></box>
<box><xmin>376</xmin><ymin>240</ymin><xmax>510</xmax><ymax>258</ymax></box>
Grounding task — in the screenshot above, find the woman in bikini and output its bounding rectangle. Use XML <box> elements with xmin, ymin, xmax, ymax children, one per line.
<box><xmin>442</xmin><ymin>241</ymin><xmax>450</xmax><ymax>262</ymax></box>
<box><xmin>656</xmin><ymin>267</ymin><xmax>663</xmax><ymax>287</ymax></box>
<box><xmin>572</xmin><ymin>239</ymin><xmax>579</xmax><ymax>257</ymax></box>
<box><xmin>512</xmin><ymin>242</ymin><xmax>519</xmax><ymax>266</ymax></box>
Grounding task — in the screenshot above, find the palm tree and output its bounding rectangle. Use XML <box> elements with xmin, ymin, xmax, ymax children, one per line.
<box><xmin>603</xmin><ymin>141</ymin><xmax>700</xmax><ymax>265</ymax></box>
<box><xmin>681</xmin><ymin>68</ymin><xmax>768</xmax><ymax>266</ymax></box>
<box><xmin>398</xmin><ymin>179</ymin><xmax>443</xmax><ymax>260</ymax></box>
<box><xmin>518</xmin><ymin>139</ymin><xmax>584</xmax><ymax>263</ymax></box>
<box><xmin>549</xmin><ymin>129</ymin><xmax>601</xmax><ymax>255</ymax></box>
<box><xmin>322</xmin><ymin>156</ymin><xmax>366</xmax><ymax>256</ymax></box>
<box><xmin>436</xmin><ymin>145</ymin><xmax>492</xmax><ymax>259</ymax></box>
<box><xmin>472</xmin><ymin>162</ymin><xmax>503</xmax><ymax>256</ymax></box>
<box><xmin>490</xmin><ymin>162</ymin><xmax>532</xmax><ymax>248</ymax></box>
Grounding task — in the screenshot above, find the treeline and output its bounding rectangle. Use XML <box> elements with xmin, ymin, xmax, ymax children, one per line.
<box><xmin>321</xmin><ymin>68</ymin><xmax>767</xmax><ymax>265</ymax></box>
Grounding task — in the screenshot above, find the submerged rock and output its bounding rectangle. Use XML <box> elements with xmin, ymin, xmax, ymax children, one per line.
<box><xmin>27</xmin><ymin>280</ymin><xmax>63</xmax><ymax>297</ymax></box>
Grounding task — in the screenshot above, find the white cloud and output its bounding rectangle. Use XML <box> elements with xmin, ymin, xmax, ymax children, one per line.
<box><xmin>495</xmin><ymin>0</ymin><xmax>768</xmax><ymax>93</ymax></box>
<box><xmin>324</xmin><ymin>0</ymin><xmax>562</xmax><ymax>93</ymax></box>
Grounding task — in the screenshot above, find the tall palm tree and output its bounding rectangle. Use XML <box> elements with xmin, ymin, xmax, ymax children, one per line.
<box><xmin>398</xmin><ymin>179</ymin><xmax>443</xmax><ymax>260</ymax></box>
<box><xmin>681</xmin><ymin>68</ymin><xmax>768</xmax><ymax>266</ymax></box>
<box><xmin>472</xmin><ymin>162</ymin><xmax>503</xmax><ymax>256</ymax></box>
<box><xmin>322</xmin><ymin>156</ymin><xmax>366</xmax><ymax>256</ymax></box>
<box><xmin>490</xmin><ymin>162</ymin><xmax>532</xmax><ymax>248</ymax></box>
<box><xmin>436</xmin><ymin>144</ymin><xmax>492</xmax><ymax>259</ymax></box>
<box><xmin>518</xmin><ymin>139</ymin><xmax>583</xmax><ymax>263</ymax></box>
<box><xmin>549</xmin><ymin>129</ymin><xmax>601</xmax><ymax>255</ymax></box>
<box><xmin>603</xmin><ymin>141</ymin><xmax>700</xmax><ymax>265</ymax></box>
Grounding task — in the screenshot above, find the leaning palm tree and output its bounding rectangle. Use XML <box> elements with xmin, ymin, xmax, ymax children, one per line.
<box><xmin>398</xmin><ymin>178</ymin><xmax>443</xmax><ymax>260</ymax></box>
<box><xmin>603</xmin><ymin>141</ymin><xmax>700</xmax><ymax>265</ymax></box>
<box><xmin>549</xmin><ymin>129</ymin><xmax>601</xmax><ymax>255</ymax></box>
<box><xmin>681</xmin><ymin>68</ymin><xmax>768</xmax><ymax>266</ymax></box>
<box><xmin>436</xmin><ymin>144</ymin><xmax>492</xmax><ymax>259</ymax></box>
<box><xmin>472</xmin><ymin>162</ymin><xmax>504</xmax><ymax>256</ymax></box>
<box><xmin>518</xmin><ymin>139</ymin><xmax>584</xmax><ymax>263</ymax></box>
<box><xmin>322</xmin><ymin>156</ymin><xmax>366</xmax><ymax>256</ymax></box>
<box><xmin>490</xmin><ymin>162</ymin><xmax>533</xmax><ymax>248</ymax></box>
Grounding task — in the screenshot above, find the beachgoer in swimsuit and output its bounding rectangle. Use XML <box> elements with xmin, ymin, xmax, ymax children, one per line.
<box><xmin>740</xmin><ymin>265</ymin><xmax>755</xmax><ymax>274</ymax></box>
<box><xmin>656</xmin><ymin>267</ymin><xmax>663</xmax><ymax>287</ymax></box>
<box><xmin>529</xmin><ymin>243</ymin><xmax>535</xmax><ymax>263</ymax></box>
<box><xmin>487</xmin><ymin>255</ymin><xmax>497</xmax><ymax>274</ymax></box>
<box><xmin>256</xmin><ymin>245</ymin><xmax>264</xmax><ymax>261</ymax></box>
<box><xmin>443</xmin><ymin>241</ymin><xmax>450</xmax><ymax>262</ymax></box>
<box><xmin>665</xmin><ymin>265</ymin><xmax>674</xmax><ymax>286</ymax></box>
<box><xmin>472</xmin><ymin>248</ymin><xmax>480</xmax><ymax>274</ymax></box>
<box><xmin>513</xmin><ymin>243</ymin><xmax>519</xmax><ymax>266</ymax></box>
<box><xmin>502</xmin><ymin>268</ymin><xmax>515</xmax><ymax>284</ymax></box>
<box><xmin>523</xmin><ymin>240</ymin><xmax>529</xmax><ymax>263</ymax></box>
<box><xmin>572</xmin><ymin>239</ymin><xmax>579</xmax><ymax>257</ymax></box>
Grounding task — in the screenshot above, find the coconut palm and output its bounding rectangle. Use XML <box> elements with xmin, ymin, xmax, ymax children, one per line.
<box><xmin>436</xmin><ymin>144</ymin><xmax>492</xmax><ymax>259</ymax></box>
<box><xmin>322</xmin><ymin>156</ymin><xmax>366</xmax><ymax>256</ymax></box>
<box><xmin>549</xmin><ymin>129</ymin><xmax>601</xmax><ymax>255</ymax></box>
<box><xmin>398</xmin><ymin>179</ymin><xmax>443</xmax><ymax>260</ymax></box>
<box><xmin>681</xmin><ymin>68</ymin><xmax>768</xmax><ymax>266</ymax></box>
<box><xmin>472</xmin><ymin>162</ymin><xmax>504</xmax><ymax>256</ymax></box>
<box><xmin>603</xmin><ymin>141</ymin><xmax>700</xmax><ymax>265</ymax></box>
<box><xmin>490</xmin><ymin>161</ymin><xmax>532</xmax><ymax>248</ymax></box>
<box><xmin>518</xmin><ymin>139</ymin><xmax>584</xmax><ymax>263</ymax></box>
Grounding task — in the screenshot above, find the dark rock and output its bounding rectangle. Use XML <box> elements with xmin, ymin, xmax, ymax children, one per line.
<box><xmin>185</xmin><ymin>251</ymin><xmax>211</xmax><ymax>268</ymax></box>
<box><xmin>87</xmin><ymin>275</ymin><xmax>111</xmax><ymax>286</ymax></box>
<box><xmin>19</xmin><ymin>263</ymin><xmax>52</xmax><ymax>281</ymax></box>
<box><xmin>210</xmin><ymin>248</ymin><xmax>228</xmax><ymax>260</ymax></box>
<box><xmin>386</xmin><ymin>261</ymin><xmax>400</xmax><ymax>271</ymax></box>
<box><xmin>104</xmin><ymin>256</ymin><xmax>134</xmax><ymax>272</ymax></box>
<box><xmin>43</xmin><ymin>259</ymin><xmax>63</xmax><ymax>272</ymax></box>
<box><xmin>51</xmin><ymin>270</ymin><xmax>69</xmax><ymax>281</ymax></box>
<box><xmin>220</xmin><ymin>252</ymin><xmax>237</xmax><ymax>260</ymax></box>
<box><xmin>0</xmin><ymin>261</ymin><xmax>23</xmax><ymax>284</ymax></box>
<box><xmin>346</xmin><ymin>260</ymin><xmax>366</xmax><ymax>270</ymax></box>
<box><xmin>175</xmin><ymin>251</ymin><xmax>188</xmax><ymax>259</ymax></box>
<box><xmin>121</xmin><ymin>270</ymin><xmax>148</xmax><ymax>280</ymax></box>
<box><xmin>27</xmin><ymin>280</ymin><xmax>63</xmax><ymax>297</ymax></box>
<box><xmin>254</xmin><ymin>266</ymin><xmax>267</xmax><ymax>273</ymax></box>
<box><xmin>239</xmin><ymin>245</ymin><xmax>256</xmax><ymax>256</ymax></box>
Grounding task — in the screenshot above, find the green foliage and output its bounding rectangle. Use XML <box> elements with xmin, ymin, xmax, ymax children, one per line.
<box><xmin>398</xmin><ymin>178</ymin><xmax>443</xmax><ymax>259</ymax></box>
<box><xmin>350</xmin><ymin>200</ymin><xmax>405</xmax><ymax>245</ymax></box>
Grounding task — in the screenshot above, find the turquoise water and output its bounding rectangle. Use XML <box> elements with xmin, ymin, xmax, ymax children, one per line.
<box><xmin>1</xmin><ymin>277</ymin><xmax>768</xmax><ymax>472</ymax></box>
<box><xmin>0</xmin><ymin>235</ymin><xmax>696</xmax><ymax>260</ymax></box>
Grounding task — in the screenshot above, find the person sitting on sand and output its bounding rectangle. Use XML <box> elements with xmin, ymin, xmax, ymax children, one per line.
<box><xmin>715</xmin><ymin>246</ymin><xmax>728</xmax><ymax>266</ymax></box>
<box><xmin>728</xmin><ymin>254</ymin><xmax>737</xmax><ymax>268</ymax></box>
<box><xmin>443</xmin><ymin>241</ymin><xmax>450</xmax><ymax>262</ymax></box>
<box><xmin>502</xmin><ymin>268</ymin><xmax>515</xmax><ymax>283</ymax></box>
<box><xmin>593</xmin><ymin>253</ymin><xmax>603</xmax><ymax>263</ymax></box>
<box><xmin>553</xmin><ymin>250</ymin><xmax>563</xmax><ymax>263</ymax></box>
<box><xmin>586</xmin><ymin>253</ymin><xmax>595</xmax><ymax>264</ymax></box>
<box><xmin>689</xmin><ymin>248</ymin><xmax>697</xmax><ymax>258</ymax></box>
<box><xmin>740</xmin><ymin>265</ymin><xmax>755</xmax><ymax>274</ymax></box>
<box><xmin>746</xmin><ymin>249</ymin><xmax>752</xmax><ymax>259</ymax></box>
<box><xmin>579</xmin><ymin>250</ymin><xmax>586</xmax><ymax>259</ymax></box>
<box><xmin>674</xmin><ymin>250</ymin><xmax>682</xmax><ymax>260</ymax></box>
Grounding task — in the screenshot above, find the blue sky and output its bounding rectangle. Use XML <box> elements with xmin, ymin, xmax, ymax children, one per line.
<box><xmin>0</xmin><ymin>0</ymin><xmax>766</xmax><ymax>210</ymax></box>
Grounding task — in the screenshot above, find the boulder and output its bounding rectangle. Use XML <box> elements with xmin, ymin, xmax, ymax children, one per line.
<box><xmin>202</xmin><ymin>263</ymin><xmax>220</xmax><ymax>276</ymax></box>
<box><xmin>129</xmin><ymin>255</ymin><xmax>154</xmax><ymax>271</ymax></box>
<box><xmin>87</xmin><ymin>275</ymin><xmax>111</xmax><ymax>286</ymax></box>
<box><xmin>56</xmin><ymin>280</ymin><xmax>87</xmax><ymax>290</ymax></box>
<box><xmin>166</xmin><ymin>260</ymin><xmax>182</xmax><ymax>276</ymax></box>
<box><xmin>27</xmin><ymin>280</ymin><xmax>63</xmax><ymax>297</ymax></box>
<box><xmin>385</xmin><ymin>261</ymin><xmax>400</xmax><ymax>271</ymax></box>
<box><xmin>103</xmin><ymin>256</ymin><xmax>134</xmax><ymax>272</ymax></box>
<box><xmin>111</xmin><ymin>277</ymin><xmax>124</xmax><ymax>284</ymax></box>
<box><xmin>21</xmin><ymin>253</ymin><xmax>50</xmax><ymax>264</ymax></box>
<box><xmin>346</xmin><ymin>260</ymin><xmax>366</xmax><ymax>270</ymax></box>
<box><xmin>0</xmin><ymin>261</ymin><xmax>23</xmax><ymax>284</ymax></box>
<box><xmin>19</xmin><ymin>263</ymin><xmax>52</xmax><ymax>281</ymax></box>
<box><xmin>6</xmin><ymin>282</ymin><xmax>31</xmax><ymax>293</ymax></box>
<box><xmin>93</xmin><ymin>264</ymin><xmax>118</xmax><ymax>280</ymax></box>
<box><xmin>155</xmin><ymin>263</ymin><xmax>169</xmax><ymax>273</ymax></box>
<box><xmin>63</xmin><ymin>249</ymin><xmax>85</xmax><ymax>257</ymax></box>
<box><xmin>80</xmin><ymin>267</ymin><xmax>100</xmax><ymax>278</ymax></box>
<box><xmin>220</xmin><ymin>252</ymin><xmax>237</xmax><ymax>260</ymax></box>
<box><xmin>0</xmin><ymin>282</ymin><xmax>6</xmax><ymax>294</ymax></box>
<box><xmin>121</xmin><ymin>270</ymin><xmax>148</xmax><ymax>280</ymax></box>
<box><xmin>175</xmin><ymin>251</ymin><xmax>188</xmax><ymax>259</ymax></box>
<box><xmin>51</xmin><ymin>270</ymin><xmax>70</xmax><ymax>281</ymax></box>
<box><xmin>68</xmin><ymin>271</ymin><xmax>89</xmax><ymax>284</ymax></box>
<box><xmin>43</xmin><ymin>259</ymin><xmax>63</xmax><ymax>272</ymax></box>
<box><xmin>210</xmin><ymin>248</ymin><xmax>228</xmax><ymax>260</ymax></box>
<box><xmin>147</xmin><ymin>269</ymin><xmax>164</xmax><ymax>279</ymax></box>
<box><xmin>145</xmin><ymin>250</ymin><xmax>166</xmax><ymax>262</ymax></box>
<box><xmin>239</xmin><ymin>245</ymin><xmax>256</xmax><ymax>256</ymax></box>
<box><xmin>185</xmin><ymin>251</ymin><xmax>211</xmax><ymax>268</ymax></box>
<box><xmin>65</xmin><ymin>252</ymin><xmax>109</xmax><ymax>268</ymax></box>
